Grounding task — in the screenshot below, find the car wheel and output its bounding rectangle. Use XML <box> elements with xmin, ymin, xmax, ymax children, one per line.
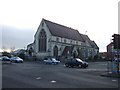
<box><xmin>83</xmin><ymin>65</ymin><xmax>87</xmax><ymax>68</ymax></box>
<box><xmin>10</xmin><ymin>61</ymin><xmax>12</xmax><ymax>64</ymax></box>
<box><xmin>52</xmin><ymin>62</ymin><xmax>55</xmax><ymax>64</ymax></box>
<box><xmin>65</xmin><ymin>63</ymin><xmax>69</xmax><ymax>67</ymax></box>
<box><xmin>70</xmin><ymin>65</ymin><xmax>74</xmax><ymax>68</ymax></box>
<box><xmin>78</xmin><ymin>64</ymin><xmax>82</xmax><ymax>68</ymax></box>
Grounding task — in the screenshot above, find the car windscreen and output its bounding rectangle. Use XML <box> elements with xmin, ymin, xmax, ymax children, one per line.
<box><xmin>51</xmin><ymin>58</ymin><xmax>57</xmax><ymax>61</ymax></box>
<box><xmin>76</xmin><ymin>58</ymin><xmax>83</xmax><ymax>62</ymax></box>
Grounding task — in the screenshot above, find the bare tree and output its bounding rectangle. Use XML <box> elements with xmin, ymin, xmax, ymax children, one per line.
<box><xmin>10</xmin><ymin>46</ymin><xmax>15</xmax><ymax>52</ymax></box>
<box><xmin>2</xmin><ymin>46</ymin><xmax>6</xmax><ymax>52</ymax></box>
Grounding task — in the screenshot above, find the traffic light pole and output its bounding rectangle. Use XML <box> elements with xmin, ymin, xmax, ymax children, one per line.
<box><xmin>112</xmin><ymin>34</ymin><xmax>120</xmax><ymax>74</ymax></box>
<box><xmin>117</xmin><ymin>48</ymin><xmax>119</xmax><ymax>74</ymax></box>
<box><xmin>116</xmin><ymin>35</ymin><xmax>119</xmax><ymax>74</ymax></box>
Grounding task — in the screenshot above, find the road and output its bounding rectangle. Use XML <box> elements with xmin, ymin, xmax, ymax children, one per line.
<box><xmin>2</xmin><ymin>61</ymin><xmax>120</xmax><ymax>88</ymax></box>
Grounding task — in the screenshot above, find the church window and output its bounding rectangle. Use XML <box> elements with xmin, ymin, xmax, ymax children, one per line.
<box><xmin>53</xmin><ymin>46</ymin><xmax>58</xmax><ymax>57</ymax></box>
<box><xmin>38</xmin><ymin>29</ymin><xmax>47</xmax><ymax>52</ymax></box>
<box><xmin>64</xmin><ymin>39</ymin><xmax>66</xmax><ymax>43</ymax></box>
<box><xmin>42</xmin><ymin>22</ymin><xmax>44</xmax><ymax>27</ymax></box>
<box><xmin>76</xmin><ymin>41</ymin><xmax>78</xmax><ymax>45</ymax></box>
<box><xmin>56</xmin><ymin>37</ymin><xmax>59</xmax><ymax>42</ymax></box>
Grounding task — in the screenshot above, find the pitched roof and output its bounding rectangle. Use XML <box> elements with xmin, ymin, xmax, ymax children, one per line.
<box><xmin>91</xmin><ymin>41</ymin><xmax>99</xmax><ymax>49</ymax></box>
<box><xmin>43</xmin><ymin>19</ymin><xmax>84</xmax><ymax>42</ymax></box>
<box><xmin>81</xmin><ymin>34</ymin><xmax>99</xmax><ymax>49</ymax></box>
<box><xmin>80</xmin><ymin>34</ymin><xmax>93</xmax><ymax>45</ymax></box>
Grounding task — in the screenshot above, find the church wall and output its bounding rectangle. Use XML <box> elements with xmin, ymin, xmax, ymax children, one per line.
<box><xmin>51</xmin><ymin>36</ymin><xmax>82</xmax><ymax>46</ymax></box>
<box><xmin>49</xmin><ymin>35</ymin><xmax>83</xmax><ymax>58</ymax></box>
<box><xmin>34</xmin><ymin>20</ymin><xmax>52</xmax><ymax>59</ymax></box>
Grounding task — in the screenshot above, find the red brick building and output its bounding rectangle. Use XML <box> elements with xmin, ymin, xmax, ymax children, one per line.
<box><xmin>107</xmin><ymin>42</ymin><xmax>120</xmax><ymax>60</ymax></box>
<box><xmin>99</xmin><ymin>52</ymin><xmax>107</xmax><ymax>59</ymax></box>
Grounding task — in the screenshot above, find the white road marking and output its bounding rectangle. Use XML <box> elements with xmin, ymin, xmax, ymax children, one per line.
<box><xmin>50</xmin><ymin>80</ymin><xmax>56</xmax><ymax>83</ymax></box>
<box><xmin>36</xmin><ymin>77</ymin><xmax>41</xmax><ymax>80</ymax></box>
<box><xmin>112</xmin><ymin>80</ymin><xmax>117</xmax><ymax>82</ymax></box>
<box><xmin>108</xmin><ymin>72</ymin><xmax>112</xmax><ymax>74</ymax></box>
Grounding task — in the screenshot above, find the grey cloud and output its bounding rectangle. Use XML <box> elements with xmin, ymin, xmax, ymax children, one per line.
<box><xmin>1</xmin><ymin>25</ymin><xmax>36</xmax><ymax>49</ymax></box>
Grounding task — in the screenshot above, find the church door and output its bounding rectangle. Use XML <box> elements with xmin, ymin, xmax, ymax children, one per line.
<box><xmin>53</xmin><ymin>46</ymin><xmax>58</xmax><ymax>57</ymax></box>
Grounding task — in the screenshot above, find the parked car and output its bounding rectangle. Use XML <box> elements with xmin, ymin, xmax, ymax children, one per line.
<box><xmin>2</xmin><ymin>56</ymin><xmax>12</xmax><ymax>63</ymax></box>
<box><xmin>0</xmin><ymin>57</ymin><xmax>3</xmax><ymax>61</ymax></box>
<box><xmin>10</xmin><ymin>57</ymin><xmax>23</xmax><ymax>63</ymax></box>
<box><xmin>65</xmin><ymin>58</ymin><xmax>88</xmax><ymax>68</ymax></box>
<box><xmin>43</xmin><ymin>58</ymin><xmax>60</xmax><ymax>64</ymax></box>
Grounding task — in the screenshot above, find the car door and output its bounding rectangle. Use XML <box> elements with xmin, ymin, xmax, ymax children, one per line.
<box><xmin>73</xmin><ymin>59</ymin><xmax>79</xmax><ymax>66</ymax></box>
<box><xmin>71</xmin><ymin>59</ymin><xmax>76</xmax><ymax>66</ymax></box>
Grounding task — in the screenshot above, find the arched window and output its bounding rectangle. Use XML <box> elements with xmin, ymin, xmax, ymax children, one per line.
<box><xmin>28</xmin><ymin>47</ymin><xmax>34</xmax><ymax>56</ymax></box>
<box><xmin>38</xmin><ymin>29</ymin><xmax>47</xmax><ymax>52</ymax></box>
<box><xmin>53</xmin><ymin>46</ymin><xmax>58</xmax><ymax>57</ymax></box>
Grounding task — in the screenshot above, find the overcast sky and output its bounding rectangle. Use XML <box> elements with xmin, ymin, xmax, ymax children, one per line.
<box><xmin>0</xmin><ymin>0</ymin><xmax>119</xmax><ymax>52</ymax></box>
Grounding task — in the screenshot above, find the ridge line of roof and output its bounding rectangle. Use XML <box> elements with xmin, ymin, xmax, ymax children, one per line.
<box><xmin>43</xmin><ymin>18</ymin><xmax>79</xmax><ymax>32</ymax></box>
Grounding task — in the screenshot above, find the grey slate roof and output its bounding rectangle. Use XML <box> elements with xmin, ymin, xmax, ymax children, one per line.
<box><xmin>44</xmin><ymin>19</ymin><xmax>84</xmax><ymax>42</ymax></box>
<box><xmin>81</xmin><ymin>34</ymin><xmax>99</xmax><ymax>49</ymax></box>
<box><xmin>80</xmin><ymin>34</ymin><xmax>92</xmax><ymax>44</ymax></box>
<box><xmin>91</xmin><ymin>41</ymin><xmax>99</xmax><ymax>49</ymax></box>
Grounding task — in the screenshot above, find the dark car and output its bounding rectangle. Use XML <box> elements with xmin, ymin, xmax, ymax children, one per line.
<box><xmin>65</xmin><ymin>58</ymin><xmax>88</xmax><ymax>68</ymax></box>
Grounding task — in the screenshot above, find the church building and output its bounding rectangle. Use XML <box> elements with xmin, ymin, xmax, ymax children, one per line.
<box><xmin>27</xmin><ymin>19</ymin><xmax>99</xmax><ymax>60</ymax></box>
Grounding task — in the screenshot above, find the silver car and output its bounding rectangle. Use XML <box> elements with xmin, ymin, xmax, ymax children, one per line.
<box><xmin>10</xmin><ymin>57</ymin><xmax>23</xmax><ymax>63</ymax></box>
<box><xmin>43</xmin><ymin>58</ymin><xmax>60</xmax><ymax>64</ymax></box>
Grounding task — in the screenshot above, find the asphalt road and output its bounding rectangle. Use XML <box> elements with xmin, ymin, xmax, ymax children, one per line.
<box><xmin>2</xmin><ymin>61</ymin><xmax>120</xmax><ymax>88</ymax></box>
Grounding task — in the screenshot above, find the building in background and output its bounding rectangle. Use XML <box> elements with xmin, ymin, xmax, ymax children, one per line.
<box><xmin>99</xmin><ymin>52</ymin><xmax>107</xmax><ymax>60</ymax></box>
<box><xmin>27</xmin><ymin>19</ymin><xmax>99</xmax><ymax>60</ymax></box>
<box><xmin>107</xmin><ymin>34</ymin><xmax>120</xmax><ymax>73</ymax></box>
<box><xmin>107</xmin><ymin>42</ymin><xmax>114</xmax><ymax>60</ymax></box>
<box><xmin>107</xmin><ymin>40</ymin><xmax>120</xmax><ymax>61</ymax></box>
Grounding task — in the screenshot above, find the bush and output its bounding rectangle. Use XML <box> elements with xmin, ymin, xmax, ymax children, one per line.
<box><xmin>94</xmin><ymin>55</ymin><xmax>99</xmax><ymax>60</ymax></box>
<box><xmin>18</xmin><ymin>53</ymin><xmax>25</xmax><ymax>60</ymax></box>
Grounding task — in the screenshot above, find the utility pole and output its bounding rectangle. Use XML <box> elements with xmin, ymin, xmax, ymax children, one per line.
<box><xmin>112</xmin><ymin>34</ymin><xmax>120</xmax><ymax>74</ymax></box>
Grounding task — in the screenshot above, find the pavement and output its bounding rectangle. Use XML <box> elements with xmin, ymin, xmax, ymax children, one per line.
<box><xmin>101</xmin><ymin>72</ymin><xmax>120</xmax><ymax>78</ymax></box>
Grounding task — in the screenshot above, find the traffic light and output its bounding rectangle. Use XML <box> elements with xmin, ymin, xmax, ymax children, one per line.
<box><xmin>112</xmin><ymin>34</ymin><xmax>120</xmax><ymax>49</ymax></box>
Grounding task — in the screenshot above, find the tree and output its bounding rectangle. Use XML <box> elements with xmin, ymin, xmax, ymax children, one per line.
<box><xmin>2</xmin><ymin>46</ymin><xmax>6</xmax><ymax>52</ymax></box>
<box><xmin>2</xmin><ymin>52</ymin><xmax>10</xmax><ymax>57</ymax></box>
<box><xmin>10</xmin><ymin>46</ymin><xmax>15</xmax><ymax>52</ymax></box>
<box><xmin>18</xmin><ymin>53</ymin><xmax>25</xmax><ymax>60</ymax></box>
<box><xmin>77</xmin><ymin>48</ymin><xmax>84</xmax><ymax>59</ymax></box>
